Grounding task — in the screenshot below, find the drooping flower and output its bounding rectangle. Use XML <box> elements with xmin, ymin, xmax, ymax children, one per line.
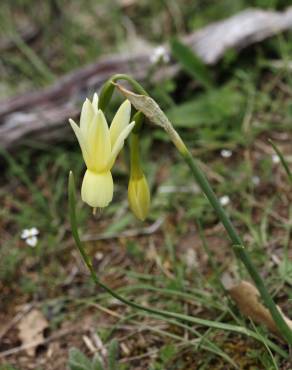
<box><xmin>69</xmin><ymin>94</ymin><xmax>135</xmax><ymax>208</ymax></box>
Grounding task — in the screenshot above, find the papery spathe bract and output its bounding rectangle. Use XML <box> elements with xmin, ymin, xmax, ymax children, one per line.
<box><xmin>69</xmin><ymin>94</ymin><xmax>135</xmax><ymax>208</ymax></box>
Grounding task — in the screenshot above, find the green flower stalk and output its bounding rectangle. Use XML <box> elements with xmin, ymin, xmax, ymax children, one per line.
<box><xmin>269</xmin><ymin>138</ymin><xmax>292</xmax><ymax>186</ymax></box>
<box><xmin>98</xmin><ymin>74</ymin><xmax>148</xmax><ymax>112</ymax></box>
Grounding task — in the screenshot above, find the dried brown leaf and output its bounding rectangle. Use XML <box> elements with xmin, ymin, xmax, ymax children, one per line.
<box><xmin>228</xmin><ymin>280</ymin><xmax>292</xmax><ymax>338</ymax></box>
<box><xmin>17</xmin><ymin>308</ymin><xmax>48</xmax><ymax>356</ymax></box>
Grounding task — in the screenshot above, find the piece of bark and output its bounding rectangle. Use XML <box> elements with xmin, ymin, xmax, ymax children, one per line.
<box><xmin>0</xmin><ymin>53</ymin><xmax>150</xmax><ymax>118</ymax></box>
<box><xmin>17</xmin><ymin>308</ymin><xmax>48</xmax><ymax>357</ymax></box>
<box><xmin>1</xmin><ymin>7</ymin><xmax>292</xmax><ymax>150</ymax></box>
<box><xmin>228</xmin><ymin>280</ymin><xmax>292</xmax><ymax>338</ymax></box>
<box><xmin>0</xmin><ymin>104</ymin><xmax>79</xmax><ymax>148</ymax></box>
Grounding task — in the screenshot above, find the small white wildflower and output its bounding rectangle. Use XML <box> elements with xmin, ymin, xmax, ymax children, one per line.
<box><xmin>95</xmin><ymin>252</ymin><xmax>104</xmax><ymax>261</ymax></box>
<box><xmin>26</xmin><ymin>236</ymin><xmax>38</xmax><ymax>247</ymax></box>
<box><xmin>252</xmin><ymin>176</ymin><xmax>260</xmax><ymax>186</ymax></box>
<box><xmin>21</xmin><ymin>229</ymin><xmax>31</xmax><ymax>239</ymax></box>
<box><xmin>150</xmin><ymin>46</ymin><xmax>170</xmax><ymax>64</ymax></box>
<box><xmin>158</xmin><ymin>184</ymin><xmax>199</xmax><ymax>194</ymax></box>
<box><xmin>272</xmin><ymin>154</ymin><xmax>280</xmax><ymax>164</ymax></box>
<box><xmin>220</xmin><ymin>149</ymin><xmax>232</xmax><ymax>158</ymax></box>
<box><xmin>184</xmin><ymin>248</ymin><xmax>199</xmax><ymax>269</ymax></box>
<box><xmin>21</xmin><ymin>227</ymin><xmax>39</xmax><ymax>247</ymax></box>
<box><xmin>220</xmin><ymin>195</ymin><xmax>230</xmax><ymax>206</ymax></box>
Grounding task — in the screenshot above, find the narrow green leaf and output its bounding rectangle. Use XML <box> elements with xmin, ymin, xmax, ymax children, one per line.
<box><xmin>269</xmin><ymin>139</ymin><xmax>292</xmax><ymax>185</ymax></box>
<box><xmin>170</xmin><ymin>38</ymin><xmax>213</xmax><ymax>90</ymax></box>
<box><xmin>92</xmin><ymin>354</ymin><xmax>105</xmax><ymax>370</ymax></box>
<box><xmin>108</xmin><ymin>339</ymin><xmax>119</xmax><ymax>370</ymax></box>
<box><xmin>166</xmin><ymin>85</ymin><xmax>244</xmax><ymax>128</ymax></box>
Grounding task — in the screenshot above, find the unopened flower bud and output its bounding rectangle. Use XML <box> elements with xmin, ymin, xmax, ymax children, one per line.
<box><xmin>128</xmin><ymin>133</ymin><xmax>150</xmax><ymax>220</ymax></box>
<box><xmin>128</xmin><ymin>173</ymin><xmax>150</xmax><ymax>221</ymax></box>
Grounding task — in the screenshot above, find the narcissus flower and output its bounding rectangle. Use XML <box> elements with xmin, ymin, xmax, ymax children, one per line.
<box><xmin>128</xmin><ymin>172</ymin><xmax>150</xmax><ymax>221</ymax></box>
<box><xmin>69</xmin><ymin>94</ymin><xmax>135</xmax><ymax>208</ymax></box>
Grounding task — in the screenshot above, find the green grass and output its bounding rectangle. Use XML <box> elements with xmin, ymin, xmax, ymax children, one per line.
<box><xmin>1</xmin><ymin>0</ymin><xmax>292</xmax><ymax>369</ymax></box>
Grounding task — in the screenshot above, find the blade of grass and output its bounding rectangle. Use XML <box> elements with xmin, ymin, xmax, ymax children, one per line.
<box><xmin>170</xmin><ymin>38</ymin><xmax>213</xmax><ymax>90</ymax></box>
<box><xmin>197</xmin><ymin>220</ymin><xmax>226</xmax><ymax>293</ymax></box>
<box><xmin>0</xmin><ymin>147</ymin><xmax>48</xmax><ymax>211</ymax></box>
<box><xmin>137</xmin><ymin>316</ymin><xmax>239</xmax><ymax>369</ymax></box>
<box><xmin>268</xmin><ymin>139</ymin><xmax>292</xmax><ymax>185</ymax></box>
<box><xmin>250</xmin><ymin>321</ymin><xmax>280</xmax><ymax>370</ymax></box>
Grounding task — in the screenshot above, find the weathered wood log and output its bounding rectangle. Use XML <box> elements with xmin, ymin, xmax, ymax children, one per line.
<box><xmin>184</xmin><ymin>7</ymin><xmax>292</xmax><ymax>64</ymax></box>
<box><xmin>1</xmin><ymin>7</ymin><xmax>292</xmax><ymax>150</ymax></box>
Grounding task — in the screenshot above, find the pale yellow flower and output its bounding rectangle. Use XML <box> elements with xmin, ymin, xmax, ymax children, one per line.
<box><xmin>69</xmin><ymin>94</ymin><xmax>135</xmax><ymax>208</ymax></box>
<box><xmin>128</xmin><ymin>173</ymin><xmax>150</xmax><ymax>221</ymax></box>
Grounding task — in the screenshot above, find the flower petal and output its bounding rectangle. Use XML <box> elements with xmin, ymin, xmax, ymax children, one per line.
<box><xmin>26</xmin><ymin>236</ymin><xmax>38</xmax><ymax>247</ymax></box>
<box><xmin>109</xmin><ymin>100</ymin><xmax>131</xmax><ymax>147</ymax></box>
<box><xmin>81</xmin><ymin>169</ymin><xmax>113</xmax><ymax>208</ymax></box>
<box><xmin>92</xmin><ymin>93</ymin><xmax>99</xmax><ymax>114</ymax></box>
<box><xmin>80</xmin><ymin>98</ymin><xmax>94</xmax><ymax>136</ymax></box>
<box><xmin>30</xmin><ymin>227</ymin><xmax>39</xmax><ymax>236</ymax></box>
<box><xmin>69</xmin><ymin>119</ymin><xmax>92</xmax><ymax>168</ymax></box>
<box><xmin>21</xmin><ymin>229</ymin><xmax>30</xmax><ymax>239</ymax></box>
<box><xmin>109</xmin><ymin>121</ymin><xmax>135</xmax><ymax>167</ymax></box>
<box><xmin>88</xmin><ymin>111</ymin><xmax>111</xmax><ymax>171</ymax></box>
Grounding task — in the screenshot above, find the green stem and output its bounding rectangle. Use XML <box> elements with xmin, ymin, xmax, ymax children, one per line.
<box><xmin>98</xmin><ymin>74</ymin><xmax>148</xmax><ymax>111</ymax></box>
<box><xmin>132</xmin><ymin>111</ymin><xmax>144</xmax><ymax>134</ymax></box>
<box><xmin>111</xmin><ymin>74</ymin><xmax>149</xmax><ymax>96</ymax></box>
<box><xmin>129</xmin><ymin>133</ymin><xmax>142</xmax><ymax>178</ymax></box>
<box><xmin>182</xmin><ymin>150</ymin><xmax>292</xmax><ymax>344</ymax></box>
<box><xmin>67</xmin><ymin>171</ymin><xmax>287</xmax><ymax>357</ymax></box>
